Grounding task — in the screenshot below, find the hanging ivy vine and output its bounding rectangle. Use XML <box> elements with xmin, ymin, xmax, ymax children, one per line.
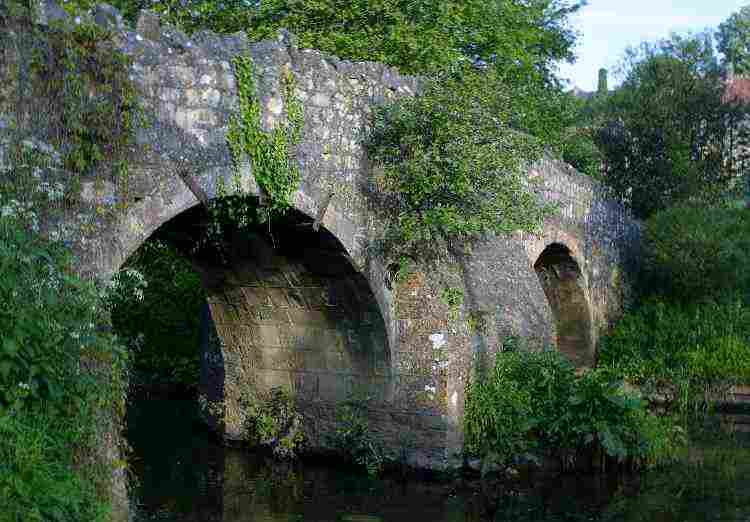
<box><xmin>2</xmin><ymin>2</ymin><xmax>143</xmax><ymax>219</ymax></box>
<box><xmin>31</xmin><ymin>20</ymin><xmax>142</xmax><ymax>194</ymax></box>
<box><xmin>227</xmin><ymin>55</ymin><xmax>304</xmax><ymax>219</ymax></box>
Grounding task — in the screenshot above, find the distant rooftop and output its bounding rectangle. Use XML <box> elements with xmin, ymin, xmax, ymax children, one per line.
<box><xmin>724</xmin><ymin>76</ymin><xmax>750</xmax><ymax>103</ymax></box>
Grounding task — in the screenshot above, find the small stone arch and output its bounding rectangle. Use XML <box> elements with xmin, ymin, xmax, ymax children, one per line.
<box><xmin>533</xmin><ymin>243</ymin><xmax>595</xmax><ymax>368</ymax></box>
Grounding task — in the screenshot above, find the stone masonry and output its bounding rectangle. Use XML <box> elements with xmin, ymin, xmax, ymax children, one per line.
<box><xmin>0</xmin><ymin>0</ymin><xmax>640</xmax><ymax>484</ymax></box>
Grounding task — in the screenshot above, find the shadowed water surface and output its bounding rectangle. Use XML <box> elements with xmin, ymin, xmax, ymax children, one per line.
<box><xmin>127</xmin><ymin>399</ymin><xmax>750</xmax><ymax>522</ymax></box>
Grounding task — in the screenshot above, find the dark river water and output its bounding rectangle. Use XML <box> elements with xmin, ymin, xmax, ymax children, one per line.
<box><xmin>126</xmin><ymin>398</ymin><xmax>750</xmax><ymax>522</ymax></box>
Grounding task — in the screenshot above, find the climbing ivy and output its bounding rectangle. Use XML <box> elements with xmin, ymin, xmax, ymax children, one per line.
<box><xmin>29</xmin><ymin>19</ymin><xmax>142</xmax><ymax>190</ymax></box>
<box><xmin>227</xmin><ymin>56</ymin><xmax>304</xmax><ymax>219</ymax></box>
<box><xmin>2</xmin><ymin>2</ymin><xmax>143</xmax><ymax>217</ymax></box>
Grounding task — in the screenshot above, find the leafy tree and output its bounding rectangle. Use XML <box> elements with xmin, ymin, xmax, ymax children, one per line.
<box><xmin>113</xmin><ymin>0</ymin><xmax>583</xmax><ymax>79</ymax></box>
<box><xmin>717</xmin><ymin>5</ymin><xmax>750</xmax><ymax>75</ymax></box>
<box><xmin>642</xmin><ymin>205</ymin><xmax>750</xmax><ymax>302</ymax></box>
<box><xmin>595</xmin><ymin>32</ymin><xmax>750</xmax><ymax>218</ymax></box>
<box><xmin>245</xmin><ymin>0</ymin><xmax>582</xmax><ymax>77</ymax></box>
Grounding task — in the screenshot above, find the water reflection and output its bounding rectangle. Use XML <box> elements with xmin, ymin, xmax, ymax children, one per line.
<box><xmin>127</xmin><ymin>399</ymin><xmax>750</xmax><ymax>522</ymax></box>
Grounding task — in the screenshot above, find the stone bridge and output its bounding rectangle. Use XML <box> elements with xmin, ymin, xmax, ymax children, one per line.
<box><xmin>0</xmin><ymin>3</ymin><xmax>639</xmax><ymax>471</ymax></box>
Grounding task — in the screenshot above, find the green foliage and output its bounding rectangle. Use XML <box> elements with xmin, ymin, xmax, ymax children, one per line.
<box><xmin>464</xmin><ymin>349</ymin><xmax>538</xmax><ymax>465</ymax></box>
<box><xmin>464</xmin><ymin>342</ymin><xmax>684</xmax><ymax>470</ymax></box>
<box><xmin>393</xmin><ymin>256</ymin><xmax>412</xmax><ymax>283</ymax></box>
<box><xmin>568</xmin><ymin>370</ymin><xmax>684</xmax><ymax>467</ymax></box>
<box><xmin>0</xmin><ymin>142</ymin><xmax>62</xmax><ymax>235</ymax></box>
<box><xmin>228</xmin><ymin>56</ymin><xmax>303</xmax><ymax>220</ymax></box>
<box><xmin>559</xmin><ymin>126</ymin><xmax>604</xmax><ymax>178</ymax></box>
<box><xmin>109</xmin><ymin>240</ymin><xmax>205</xmax><ymax>390</ymax></box>
<box><xmin>127</xmin><ymin>0</ymin><xmax>582</xmax><ymax>80</ymax></box>
<box><xmin>466</xmin><ymin>310</ymin><xmax>489</xmax><ymax>334</ymax></box>
<box><xmin>331</xmin><ymin>396</ymin><xmax>386</xmax><ymax>477</ymax></box>
<box><xmin>598</xmin><ymin>298</ymin><xmax>750</xmax><ymax>413</ymax></box>
<box><xmin>0</xmin><ymin>218</ymin><xmax>129</xmax><ymax>520</ymax></box>
<box><xmin>245</xmin><ymin>386</ymin><xmax>304</xmax><ymax>460</ymax></box>
<box><xmin>717</xmin><ymin>5</ymin><xmax>750</xmax><ymax>75</ymax></box>
<box><xmin>366</xmin><ymin>67</ymin><xmax>552</xmax><ymax>260</ymax></box>
<box><xmin>0</xmin><ymin>219</ymin><xmax>128</xmax><ymax>412</ymax></box>
<box><xmin>440</xmin><ymin>287</ymin><xmax>464</xmax><ymax>320</ymax></box>
<box><xmin>642</xmin><ymin>205</ymin><xmax>750</xmax><ymax>302</ymax></box>
<box><xmin>0</xmin><ymin>403</ymin><xmax>110</xmax><ymax>522</ymax></box>
<box><xmin>594</xmin><ymin>32</ymin><xmax>750</xmax><ymax>218</ymax></box>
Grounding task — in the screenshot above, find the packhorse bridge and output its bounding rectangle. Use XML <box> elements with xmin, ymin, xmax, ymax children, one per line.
<box><xmin>1</xmin><ymin>2</ymin><xmax>639</xmax><ymax>473</ymax></box>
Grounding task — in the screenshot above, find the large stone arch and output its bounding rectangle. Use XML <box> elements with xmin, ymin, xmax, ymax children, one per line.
<box><xmin>105</xmin><ymin>173</ymin><xmax>396</xmax><ymax>445</ymax></box>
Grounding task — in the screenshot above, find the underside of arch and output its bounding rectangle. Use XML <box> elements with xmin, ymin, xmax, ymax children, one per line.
<box><xmin>151</xmin><ymin>203</ymin><xmax>392</xmax><ymax>443</ymax></box>
<box><xmin>534</xmin><ymin>243</ymin><xmax>594</xmax><ymax>368</ymax></box>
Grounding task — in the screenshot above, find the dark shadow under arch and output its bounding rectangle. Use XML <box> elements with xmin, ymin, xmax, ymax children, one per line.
<box><xmin>137</xmin><ymin>199</ymin><xmax>392</xmax><ymax>442</ymax></box>
<box><xmin>534</xmin><ymin>243</ymin><xmax>594</xmax><ymax>368</ymax></box>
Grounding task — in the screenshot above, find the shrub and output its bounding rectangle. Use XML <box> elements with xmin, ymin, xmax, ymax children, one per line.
<box><xmin>642</xmin><ymin>205</ymin><xmax>750</xmax><ymax>302</ymax></box>
<box><xmin>0</xmin><ymin>402</ymin><xmax>109</xmax><ymax>522</ymax></box>
<box><xmin>598</xmin><ymin>298</ymin><xmax>750</xmax><ymax>412</ymax></box>
<box><xmin>244</xmin><ymin>386</ymin><xmax>304</xmax><ymax>460</ymax></box>
<box><xmin>560</xmin><ymin>128</ymin><xmax>603</xmax><ymax>178</ymax></box>
<box><xmin>330</xmin><ymin>396</ymin><xmax>386</xmax><ymax>477</ymax></box>
<box><xmin>365</xmin><ymin>67</ymin><xmax>552</xmax><ymax>261</ymax></box>
<box><xmin>0</xmin><ymin>217</ymin><xmax>128</xmax><ymax>520</ymax></box>
<box><xmin>464</xmin><ymin>342</ymin><xmax>683</xmax><ymax>470</ymax></box>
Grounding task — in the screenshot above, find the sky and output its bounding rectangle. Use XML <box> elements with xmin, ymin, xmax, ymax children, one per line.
<box><xmin>558</xmin><ymin>0</ymin><xmax>749</xmax><ymax>91</ymax></box>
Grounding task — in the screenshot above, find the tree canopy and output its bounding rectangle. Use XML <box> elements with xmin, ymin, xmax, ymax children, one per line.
<box><xmin>244</xmin><ymin>0</ymin><xmax>582</xmax><ymax>78</ymax></box>
<box><xmin>593</xmin><ymin>33</ymin><xmax>749</xmax><ymax>218</ymax></box>
<box><xmin>106</xmin><ymin>0</ymin><xmax>583</xmax><ymax>81</ymax></box>
<box><xmin>718</xmin><ymin>5</ymin><xmax>750</xmax><ymax>75</ymax></box>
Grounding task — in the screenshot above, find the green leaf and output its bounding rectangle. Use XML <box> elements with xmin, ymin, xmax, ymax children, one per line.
<box><xmin>2</xmin><ymin>338</ymin><xmax>19</xmax><ymax>356</ymax></box>
<box><xmin>0</xmin><ymin>360</ymin><xmax>13</xmax><ymax>379</ymax></box>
